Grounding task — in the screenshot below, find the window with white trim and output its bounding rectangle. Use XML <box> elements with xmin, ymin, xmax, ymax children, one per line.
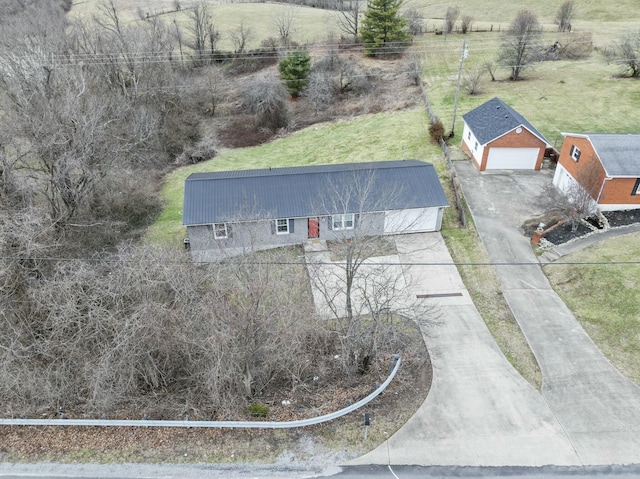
<box><xmin>332</xmin><ymin>213</ymin><xmax>355</xmax><ymax>230</ymax></box>
<box><xmin>467</xmin><ymin>131</ymin><xmax>471</xmax><ymax>140</ymax></box>
<box><xmin>633</xmin><ymin>179</ymin><xmax>640</xmax><ymax>196</ymax></box>
<box><xmin>474</xmin><ymin>141</ymin><xmax>478</xmax><ymax>151</ymax></box>
<box><xmin>276</xmin><ymin>218</ymin><xmax>290</xmax><ymax>234</ymax></box>
<box><xmin>213</xmin><ymin>223</ymin><xmax>228</xmax><ymax>239</ymax></box>
<box><xmin>570</xmin><ymin>145</ymin><xmax>581</xmax><ymax>162</ymax></box>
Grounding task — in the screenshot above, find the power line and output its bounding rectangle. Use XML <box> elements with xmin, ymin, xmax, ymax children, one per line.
<box><xmin>1</xmin><ymin>255</ymin><xmax>640</xmax><ymax>267</ymax></box>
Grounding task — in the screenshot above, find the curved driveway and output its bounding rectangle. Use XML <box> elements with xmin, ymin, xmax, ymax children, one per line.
<box><xmin>346</xmin><ymin>234</ymin><xmax>577</xmax><ymax>467</ymax></box>
<box><xmin>455</xmin><ymin>160</ymin><xmax>640</xmax><ymax>465</ymax></box>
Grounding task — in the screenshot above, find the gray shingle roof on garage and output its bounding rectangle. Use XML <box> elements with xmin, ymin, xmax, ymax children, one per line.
<box><xmin>462</xmin><ymin>97</ymin><xmax>551</xmax><ymax>146</ymax></box>
<box><xmin>182</xmin><ymin>160</ymin><xmax>449</xmax><ymax>226</ymax></box>
<box><xmin>586</xmin><ymin>133</ymin><xmax>640</xmax><ymax>177</ymax></box>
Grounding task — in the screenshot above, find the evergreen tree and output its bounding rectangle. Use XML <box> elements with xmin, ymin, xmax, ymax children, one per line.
<box><xmin>360</xmin><ymin>0</ymin><xmax>410</xmax><ymax>57</ymax></box>
<box><xmin>278</xmin><ymin>50</ymin><xmax>311</xmax><ymax>97</ymax></box>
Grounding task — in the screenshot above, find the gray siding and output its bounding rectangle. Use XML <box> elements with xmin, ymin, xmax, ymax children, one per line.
<box><xmin>187</xmin><ymin>212</ymin><xmax>388</xmax><ymax>260</ymax></box>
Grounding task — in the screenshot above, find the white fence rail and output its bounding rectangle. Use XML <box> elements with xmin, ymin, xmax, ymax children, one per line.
<box><xmin>0</xmin><ymin>356</ymin><xmax>401</xmax><ymax>429</ymax></box>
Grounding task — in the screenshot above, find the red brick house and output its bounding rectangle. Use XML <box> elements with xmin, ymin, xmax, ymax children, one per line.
<box><xmin>553</xmin><ymin>133</ymin><xmax>640</xmax><ymax>211</ymax></box>
<box><xmin>461</xmin><ymin>97</ymin><xmax>552</xmax><ymax>171</ymax></box>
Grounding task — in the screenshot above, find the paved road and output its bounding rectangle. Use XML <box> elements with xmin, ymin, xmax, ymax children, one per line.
<box><xmin>455</xmin><ymin>160</ymin><xmax>640</xmax><ymax>465</ymax></box>
<box><xmin>306</xmin><ymin>234</ymin><xmax>578</xmax><ymax>466</ymax></box>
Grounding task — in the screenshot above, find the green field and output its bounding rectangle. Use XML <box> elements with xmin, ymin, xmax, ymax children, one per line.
<box><xmin>545</xmin><ymin>233</ymin><xmax>640</xmax><ymax>384</ymax></box>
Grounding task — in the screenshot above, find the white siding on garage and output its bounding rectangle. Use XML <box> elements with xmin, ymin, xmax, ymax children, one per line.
<box><xmin>552</xmin><ymin>163</ymin><xmax>574</xmax><ymax>194</ymax></box>
<box><xmin>383</xmin><ymin>207</ymin><xmax>439</xmax><ymax>234</ymax></box>
<box><xmin>486</xmin><ymin>147</ymin><xmax>539</xmax><ymax>170</ymax></box>
<box><xmin>462</xmin><ymin>122</ymin><xmax>485</xmax><ymax>165</ymax></box>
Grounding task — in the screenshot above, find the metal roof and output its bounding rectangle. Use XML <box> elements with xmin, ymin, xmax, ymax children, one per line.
<box><xmin>182</xmin><ymin>160</ymin><xmax>449</xmax><ymax>225</ymax></box>
<box><xmin>585</xmin><ymin>134</ymin><xmax>640</xmax><ymax>177</ymax></box>
<box><xmin>462</xmin><ymin>97</ymin><xmax>551</xmax><ymax>147</ymax></box>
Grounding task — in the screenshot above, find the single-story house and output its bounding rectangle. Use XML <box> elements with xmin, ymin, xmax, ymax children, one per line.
<box><xmin>552</xmin><ymin>133</ymin><xmax>640</xmax><ymax>211</ymax></box>
<box><xmin>461</xmin><ymin>97</ymin><xmax>553</xmax><ymax>171</ymax></box>
<box><xmin>182</xmin><ymin>160</ymin><xmax>449</xmax><ymax>259</ymax></box>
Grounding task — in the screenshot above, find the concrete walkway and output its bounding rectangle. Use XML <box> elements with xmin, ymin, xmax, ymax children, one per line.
<box><xmin>305</xmin><ymin>234</ymin><xmax>578</xmax><ymax>466</ymax></box>
<box><xmin>455</xmin><ymin>160</ymin><xmax>640</xmax><ymax>465</ymax></box>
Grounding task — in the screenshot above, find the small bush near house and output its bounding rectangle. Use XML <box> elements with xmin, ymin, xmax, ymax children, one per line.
<box><xmin>247</xmin><ymin>402</ymin><xmax>270</xmax><ymax>418</ymax></box>
<box><xmin>429</xmin><ymin>119</ymin><xmax>445</xmax><ymax>144</ymax></box>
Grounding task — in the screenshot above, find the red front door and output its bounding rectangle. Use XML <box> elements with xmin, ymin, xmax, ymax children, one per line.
<box><xmin>308</xmin><ymin>218</ymin><xmax>319</xmax><ymax>238</ymax></box>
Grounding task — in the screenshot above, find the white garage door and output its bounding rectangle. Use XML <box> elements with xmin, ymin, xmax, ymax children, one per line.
<box><xmin>486</xmin><ymin>147</ymin><xmax>539</xmax><ymax>170</ymax></box>
<box><xmin>384</xmin><ymin>208</ymin><xmax>438</xmax><ymax>234</ymax></box>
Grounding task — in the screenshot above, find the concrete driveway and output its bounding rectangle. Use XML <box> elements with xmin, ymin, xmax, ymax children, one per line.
<box><xmin>305</xmin><ymin>234</ymin><xmax>578</xmax><ymax>466</ymax></box>
<box><xmin>455</xmin><ymin>160</ymin><xmax>640</xmax><ymax>465</ymax></box>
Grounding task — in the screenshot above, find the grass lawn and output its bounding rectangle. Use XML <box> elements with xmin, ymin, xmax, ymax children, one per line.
<box><xmin>146</xmin><ymin>109</ymin><xmax>443</xmax><ymax>245</ymax></box>
<box><xmin>416</xmin><ymin>32</ymin><xmax>640</xmax><ymax>152</ymax></box>
<box><xmin>544</xmin><ymin>233</ymin><xmax>640</xmax><ymax>385</ymax></box>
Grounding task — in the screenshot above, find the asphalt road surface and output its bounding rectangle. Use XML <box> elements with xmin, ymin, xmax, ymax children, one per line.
<box><xmin>2</xmin><ymin>464</ymin><xmax>640</xmax><ymax>479</ymax></box>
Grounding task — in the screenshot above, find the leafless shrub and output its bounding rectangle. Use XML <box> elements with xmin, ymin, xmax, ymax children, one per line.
<box><xmin>463</xmin><ymin>66</ymin><xmax>485</xmax><ymax>95</ymax></box>
<box><xmin>304</xmin><ymin>70</ymin><xmax>336</xmax><ymax>115</ymax></box>
<box><xmin>0</xmin><ymin>243</ymin><xmax>335</xmax><ymax>419</ymax></box>
<box><xmin>557</xmin><ymin>32</ymin><xmax>593</xmax><ymax>59</ymax></box>
<box><xmin>218</xmin><ymin>117</ymin><xmax>274</xmax><ymax>148</ymax></box>
<box><xmin>608</xmin><ymin>29</ymin><xmax>640</xmax><ymax>77</ymax></box>
<box><xmin>460</xmin><ymin>14</ymin><xmax>473</xmax><ymax>34</ymax></box>
<box><xmin>244</xmin><ymin>73</ymin><xmax>290</xmax><ymax>131</ymax></box>
<box><xmin>175</xmin><ymin>135</ymin><xmax>219</xmax><ymax>165</ymax></box>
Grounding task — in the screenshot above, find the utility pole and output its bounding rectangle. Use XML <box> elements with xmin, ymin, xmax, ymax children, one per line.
<box><xmin>450</xmin><ymin>40</ymin><xmax>468</xmax><ymax>138</ymax></box>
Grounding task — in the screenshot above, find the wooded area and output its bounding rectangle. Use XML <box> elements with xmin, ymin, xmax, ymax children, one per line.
<box><xmin>0</xmin><ymin>0</ymin><xmax>421</xmax><ymax>420</ymax></box>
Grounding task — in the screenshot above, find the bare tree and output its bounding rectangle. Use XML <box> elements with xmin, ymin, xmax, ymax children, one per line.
<box><xmin>406</xmin><ymin>46</ymin><xmax>423</xmax><ymax>85</ymax></box>
<box><xmin>484</xmin><ymin>60</ymin><xmax>497</xmax><ymax>81</ymax></box>
<box><xmin>0</xmin><ymin>52</ymin><xmax>142</xmax><ymax>226</ymax></box>
<box><xmin>404</xmin><ymin>8</ymin><xmax>424</xmax><ymax>36</ymax></box>
<box><xmin>306</xmin><ymin>170</ymin><xmax>435</xmax><ymax>376</ymax></box>
<box><xmin>77</xmin><ymin>1</ymin><xmax>176</xmax><ymax>99</ymax></box>
<box><xmin>273</xmin><ymin>7</ymin><xmax>296</xmax><ymax>46</ymax></box>
<box><xmin>444</xmin><ymin>6</ymin><xmax>460</xmax><ymax>34</ymax></box>
<box><xmin>185</xmin><ymin>0</ymin><xmax>214</xmax><ymax>66</ymax></box>
<box><xmin>230</xmin><ymin>20</ymin><xmax>253</xmax><ymax>55</ymax></box>
<box><xmin>555</xmin><ymin>0</ymin><xmax>575</xmax><ymax>32</ymax></box>
<box><xmin>546</xmin><ymin>157</ymin><xmax>602</xmax><ymax>231</ymax></box>
<box><xmin>332</xmin><ymin>0</ymin><xmax>365</xmax><ymax>42</ymax></box>
<box><xmin>498</xmin><ymin>9</ymin><xmax>542</xmax><ymax>80</ymax></box>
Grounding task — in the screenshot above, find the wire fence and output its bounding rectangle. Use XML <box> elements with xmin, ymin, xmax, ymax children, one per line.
<box><xmin>418</xmin><ymin>78</ymin><xmax>466</xmax><ymax>227</ymax></box>
<box><xmin>0</xmin><ymin>356</ymin><xmax>401</xmax><ymax>429</ymax></box>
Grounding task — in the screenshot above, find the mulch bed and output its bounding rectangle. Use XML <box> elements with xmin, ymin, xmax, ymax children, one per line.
<box><xmin>542</xmin><ymin>210</ymin><xmax>640</xmax><ymax>246</ymax></box>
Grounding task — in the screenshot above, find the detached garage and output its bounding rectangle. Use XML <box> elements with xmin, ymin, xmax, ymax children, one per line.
<box><xmin>461</xmin><ymin>97</ymin><xmax>552</xmax><ymax>171</ymax></box>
